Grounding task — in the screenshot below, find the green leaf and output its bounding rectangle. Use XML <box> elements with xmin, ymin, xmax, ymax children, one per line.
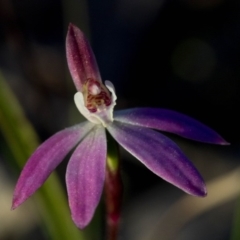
<box><xmin>231</xmin><ymin>195</ymin><xmax>240</xmax><ymax>240</ymax></box>
<box><xmin>0</xmin><ymin>71</ymin><xmax>86</xmax><ymax>240</ymax></box>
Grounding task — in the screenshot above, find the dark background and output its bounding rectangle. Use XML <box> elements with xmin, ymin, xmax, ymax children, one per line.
<box><xmin>0</xmin><ymin>0</ymin><xmax>240</xmax><ymax>239</ymax></box>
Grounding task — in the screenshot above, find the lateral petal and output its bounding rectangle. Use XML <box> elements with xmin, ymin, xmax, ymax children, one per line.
<box><xmin>107</xmin><ymin>122</ymin><xmax>206</xmax><ymax>197</ymax></box>
<box><xmin>12</xmin><ymin>121</ymin><xmax>94</xmax><ymax>209</ymax></box>
<box><xmin>114</xmin><ymin>108</ymin><xmax>228</xmax><ymax>145</ymax></box>
<box><xmin>66</xmin><ymin>125</ymin><xmax>106</xmax><ymax>229</ymax></box>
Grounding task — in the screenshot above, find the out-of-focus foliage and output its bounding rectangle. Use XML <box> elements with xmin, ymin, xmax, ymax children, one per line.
<box><xmin>0</xmin><ymin>72</ymin><xmax>85</xmax><ymax>240</ymax></box>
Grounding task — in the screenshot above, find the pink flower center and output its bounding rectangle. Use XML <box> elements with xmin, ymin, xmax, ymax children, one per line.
<box><xmin>82</xmin><ymin>78</ymin><xmax>112</xmax><ymax>113</ymax></box>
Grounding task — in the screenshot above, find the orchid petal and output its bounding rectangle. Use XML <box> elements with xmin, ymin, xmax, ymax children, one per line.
<box><xmin>66</xmin><ymin>125</ymin><xmax>106</xmax><ymax>229</ymax></box>
<box><xmin>12</xmin><ymin>121</ymin><xmax>94</xmax><ymax>209</ymax></box>
<box><xmin>107</xmin><ymin>122</ymin><xmax>206</xmax><ymax>197</ymax></box>
<box><xmin>66</xmin><ymin>23</ymin><xmax>102</xmax><ymax>92</ymax></box>
<box><xmin>114</xmin><ymin>108</ymin><xmax>228</xmax><ymax>145</ymax></box>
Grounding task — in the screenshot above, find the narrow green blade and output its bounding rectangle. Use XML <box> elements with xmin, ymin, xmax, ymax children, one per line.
<box><xmin>0</xmin><ymin>71</ymin><xmax>85</xmax><ymax>240</ymax></box>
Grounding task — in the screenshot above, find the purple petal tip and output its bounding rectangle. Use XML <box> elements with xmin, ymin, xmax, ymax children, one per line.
<box><xmin>218</xmin><ymin>140</ymin><xmax>230</xmax><ymax>146</ymax></box>
<box><xmin>11</xmin><ymin>204</ymin><xmax>16</xmax><ymax>211</ymax></box>
<box><xmin>107</xmin><ymin>122</ymin><xmax>208</xmax><ymax>198</ymax></box>
<box><xmin>114</xmin><ymin>108</ymin><xmax>229</xmax><ymax>145</ymax></box>
<box><xmin>202</xmin><ymin>188</ymin><xmax>208</xmax><ymax>197</ymax></box>
<box><xmin>11</xmin><ymin>197</ymin><xmax>20</xmax><ymax>210</ymax></box>
<box><xmin>196</xmin><ymin>184</ymin><xmax>207</xmax><ymax>197</ymax></box>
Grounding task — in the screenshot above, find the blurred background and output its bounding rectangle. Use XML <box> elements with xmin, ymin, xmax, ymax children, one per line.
<box><xmin>0</xmin><ymin>0</ymin><xmax>240</xmax><ymax>239</ymax></box>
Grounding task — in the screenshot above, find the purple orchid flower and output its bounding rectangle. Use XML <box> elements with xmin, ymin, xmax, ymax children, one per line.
<box><xmin>12</xmin><ymin>23</ymin><xmax>228</xmax><ymax>229</ymax></box>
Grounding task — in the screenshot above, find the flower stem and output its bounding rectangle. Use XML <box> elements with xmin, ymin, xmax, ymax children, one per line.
<box><xmin>105</xmin><ymin>133</ymin><xmax>122</xmax><ymax>240</ymax></box>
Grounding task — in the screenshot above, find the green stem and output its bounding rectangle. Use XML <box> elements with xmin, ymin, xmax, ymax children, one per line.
<box><xmin>105</xmin><ymin>133</ymin><xmax>122</xmax><ymax>240</ymax></box>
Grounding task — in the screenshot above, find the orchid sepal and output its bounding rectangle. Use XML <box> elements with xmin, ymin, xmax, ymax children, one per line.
<box><xmin>12</xmin><ymin>122</ymin><xmax>95</xmax><ymax>210</ymax></box>
<box><xmin>66</xmin><ymin>23</ymin><xmax>102</xmax><ymax>92</ymax></box>
<box><xmin>107</xmin><ymin>121</ymin><xmax>207</xmax><ymax>197</ymax></box>
<box><xmin>66</xmin><ymin>125</ymin><xmax>106</xmax><ymax>229</ymax></box>
<box><xmin>114</xmin><ymin>108</ymin><xmax>229</xmax><ymax>145</ymax></box>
